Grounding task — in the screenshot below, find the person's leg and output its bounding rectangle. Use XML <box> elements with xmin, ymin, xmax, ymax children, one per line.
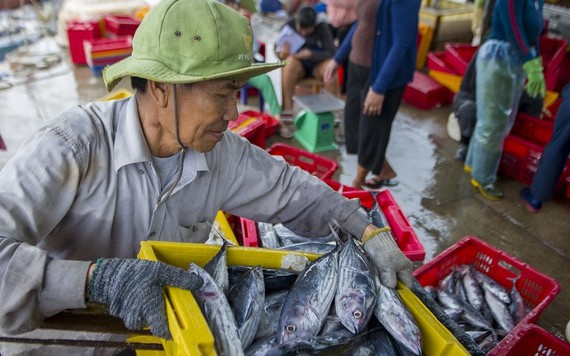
<box><xmin>314</xmin><ymin>59</ymin><xmax>339</xmax><ymax>97</ymax></box>
<box><xmin>467</xmin><ymin>41</ymin><xmax>522</xmax><ymax>200</ymax></box>
<box><xmin>344</xmin><ymin>61</ymin><xmax>367</xmax><ymax>155</ymax></box>
<box><xmin>359</xmin><ymin>86</ymin><xmax>406</xmax><ymax>187</ymax></box>
<box><xmin>524</xmin><ymin>84</ymin><xmax>570</xmax><ymax>206</ymax></box>
<box><xmin>455</xmin><ymin>99</ymin><xmax>476</xmax><ymax>162</ymax></box>
<box><xmin>281</xmin><ymin>56</ymin><xmax>305</xmax><ymax>114</ymax></box>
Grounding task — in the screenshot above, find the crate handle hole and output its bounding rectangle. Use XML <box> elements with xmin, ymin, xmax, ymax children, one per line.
<box><xmin>498</xmin><ymin>259</ymin><xmax>522</xmax><ymax>277</ymax></box>
<box><xmin>298</xmin><ymin>156</ymin><xmax>315</xmax><ymax>166</ymax></box>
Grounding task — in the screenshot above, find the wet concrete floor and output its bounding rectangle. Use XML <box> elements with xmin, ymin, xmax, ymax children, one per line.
<box><xmin>0</xmin><ymin>36</ymin><xmax>568</xmax><ymax>341</ymax></box>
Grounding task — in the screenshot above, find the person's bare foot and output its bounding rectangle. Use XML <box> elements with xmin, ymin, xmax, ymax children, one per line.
<box><xmin>351</xmin><ymin>179</ymin><xmax>364</xmax><ymax>189</ymax></box>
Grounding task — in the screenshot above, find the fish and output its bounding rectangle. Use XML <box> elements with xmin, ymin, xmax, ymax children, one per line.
<box><xmin>508</xmin><ymin>276</ymin><xmax>525</xmax><ymax>325</ymax></box>
<box><xmin>483</xmin><ymin>287</ymin><xmax>515</xmax><ymax>332</ymax></box>
<box><xmin>188</xmin><ymin>263</ymin><xmax>244</xmax><ymax>356</ymax></box>
<box><xmin>257</xmin><ymin>222</ymin><xmax>281</xmax><ymax>249</ymax></box>
<box><xmin>456</xmin><ymin>265</ymin><xmax>484</xmax><ymax>311</ymax></box>
<box><xmin>229</xmin><ymin>266</ymin><xmax>298</xmax><ymax>294</ymax></box>
<box><xmin>228</xmin><ymin>266</ymin><xmax>265</xmax><ymax>349</ymax></box>
<box><xmin>374</xmin><ymin>277</ymin><xmax>422</xmax><ymax>355</ymax></box>
<box><xmin>466</xmin><ymin>329</ymin><xmax>493</xmax><ymax>343</ymax></box>
<box><xmin>254</xmin><ymin>290</ymin><xmax>288</xmax><ymax>341</ymax></box>
<box><xmin>437</xmin><ymin>288</ymin><xmax>491</xmax><ymax>330</ymax></box>
<box><xmin>335</xmin><ymin>237</ymin><xmax>377</xmax><ymax>334</ymax></box>
<box><xmin>368</xmin><ymin>195</ymin><xmax>389</xmax><ymax>228</ymax></box>
<box><xmin>276</xmin><ymin>248</ymin><xmax>339</xmax><ymax>344</ymax></box>
<box><xmin>472</xmin><ymin>269</ymin><xmax>511</xmax><ymax>304</ymax></box>
<box><xmin>277</xmin><ymin>241</ymin><xmax>336</xmax><ymax>254</ymax></box>
<box><xmin>443</xmin><ymin>307</ymin><xmax>464</xmax><ymax>321</ymax></box>
<box><xmin>203</xmin><ymin>241</ymin><xmax>229</xmax><ymax>294</ymax></box>
<box><xmin>273</xmin><ymin>223</ymin><xmax>334</xmax><ymax>246</ymax></box>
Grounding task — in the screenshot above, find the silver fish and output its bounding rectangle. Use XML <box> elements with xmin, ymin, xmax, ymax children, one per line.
<box><xmin>273</xmin><ymin>223</ymin><xmax>334</xmax><ymax>246</ymax></box>
<box><xmin>444</xmin><ymin>307</ymin><xmax>464</xmax><ymax>321</ymax></box>
<box><xmin>472</xmin><ymin>269</ymin><xmax>511</xmax><ymax>304</ymax></box>
<box><xmin>257</xmin><ymin>222</ymin><xmax>281</xmax><ymax>249</ymax></box>
<box><xmin>276</xmin><ymin>248</ymin><xmax>339</xmax><ymax>344</ymax></box>
<box><xmin>437</xmin><ymin>288</ymin><xmax>491</xmax><ymax>330</ymax></box>
<box><xmin>228</xmin><ymin>266</ymin><xmax>265</xmax><ymax>349</ymax></box>
<box><xmin>457</xmin><ymin>265</ymin><xmax>484</xmax><ymax>311</ymax></box>
<box><xmin>374</xmin><ymin>278</ymin><xmax>422</xmax><ymax>355</ymax></box>
<box><xmin>484</xmin><ymin>287</ymin><xmax>515</xmax><ymax>332</ymax></box>
<box><xmin>508</xmin><ymin>276</ymin><xmax>525</xmax><ymax>325</ymax></box>
<box><xmin>203</xmin><ymin>241</ymin><xmax>229</xmax><ymax>295</ymax></box>
<box><xmin>254</xmin><ymin>289</ymin><xmax>288</xmax><ymax>341</ymax></box>
<box><xmin>188</xmin><ymin>263</ymin><xmax>244</xmax><ymax>356</ymax></box>
<box><xmin>277</xmin><ymin>241</ymin><xmax>336</xmax><ymax>254</ymax></box>
<box><xmin>335</xmin><ymin>237</ymin><xmax>377</xmax><ymax>334</ymax></box>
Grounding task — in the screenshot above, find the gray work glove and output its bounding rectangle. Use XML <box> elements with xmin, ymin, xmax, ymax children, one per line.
<box><xmin>362</xmin><ymin>228</ymin><xmax>413</xmax><ymax>289</ymax></box>
<box><xmin>88</xmin><ymin>258</ymin><xmax>203</xmax><ymax>339</ymax></box>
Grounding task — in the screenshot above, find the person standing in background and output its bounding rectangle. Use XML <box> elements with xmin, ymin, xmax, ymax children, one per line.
<box><xmin>520</xmin><ymin>83</ymin><xmax>570</xmax><ymax>213</ymax></box>
<box><xmin>322</xmin><ymin>0</ymin><xmax>358</xmax><ymax>94</ymax></box>
<box><xmin>465</xmin><ymin>0</ymin><xmax>545</xmax><ymax>200</ymax></box>
<box><xmin>323</xmin><ymin>0</ymin><xmax>420</xmax><ymax>189</ymax></box>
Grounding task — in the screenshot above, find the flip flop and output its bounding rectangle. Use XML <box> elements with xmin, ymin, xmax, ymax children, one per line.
<box><xmin>363</xmin><ymin>177</ymin><xmax>399</xmax><ymax>189</ymax></box>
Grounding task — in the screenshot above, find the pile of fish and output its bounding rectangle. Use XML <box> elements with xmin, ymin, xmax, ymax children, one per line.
<box><xmin>423</xmin><ymin>264</ymin><xmax>528</xmax><ymax>353</ymax></box>
<box><xmin>257</xmin><ymin>194</ymin><xmax>393</xmax><ymax>256</ymax></box>
<box><xmin>188</xmin><ymin>235</ymin><xmax>423</xmax><ymax>356</ymax></box>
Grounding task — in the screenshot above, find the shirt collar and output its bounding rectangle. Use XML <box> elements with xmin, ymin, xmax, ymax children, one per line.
<box><xmin>114</xmin><ymin>96</ymin><xmax>209</xmax><ymax>177</ymax></box>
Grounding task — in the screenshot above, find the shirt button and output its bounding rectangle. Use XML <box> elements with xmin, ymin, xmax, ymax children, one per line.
<box><xmin>139</xmin><ymin>169</ymin><xmax>145</xmax><ymax>175</ymax></box>
<box><xmin>149</xmin><ymin>231</ymin><xmax>156</xmax><ymax>237</ymax></box>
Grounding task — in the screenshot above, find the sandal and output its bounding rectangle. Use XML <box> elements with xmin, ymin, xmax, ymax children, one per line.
<box><xmin>363</xmin><ymin>177</ymin><xmax>399</xmax><ymax>189</ymax></box>
<box><xmin>278</xmin><ymin>125</ymin><xmax>294</xmax><ymax>139</ymax></box>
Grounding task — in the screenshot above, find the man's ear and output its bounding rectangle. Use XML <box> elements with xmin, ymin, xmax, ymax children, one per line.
<box><xmin>147</xmin><ymin>81</ymin><xmax>169</xmax><ymax>108</ymax></box>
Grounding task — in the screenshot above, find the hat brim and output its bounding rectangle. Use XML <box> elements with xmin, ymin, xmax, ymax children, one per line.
<box><xmin>103</xmin><ymin>57</ymin><xmax>284</xmax><ymax>92</ymax></box>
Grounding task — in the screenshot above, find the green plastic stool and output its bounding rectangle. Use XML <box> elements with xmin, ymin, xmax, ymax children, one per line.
<box><xmin>293</xmin><ymin>109</ymin><xmax>336</xmax><ymax>152</ymax></box>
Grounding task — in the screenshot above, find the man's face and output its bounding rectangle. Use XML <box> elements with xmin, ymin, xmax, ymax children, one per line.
<box><xmin>175</xmin><ymin>79</ymin><xmax>244</xmax><ymax>152</ymax></box>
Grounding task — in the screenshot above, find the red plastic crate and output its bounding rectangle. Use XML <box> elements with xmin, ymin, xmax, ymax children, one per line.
<box><xmin>266</xmin><ymin>143</ymin><xmax>339</xmax><ymax>180</ymax></box>
<box><xmin>104</xmin><ymin>15</ymin><xmax>141</xmax><ymax>38</ymax></box>
<box><xmin>510</xmin><ymin>113</ymin><xmax>554</xmax><ymax>147</ymax></box>
<box><xmin>489</xmin><ymin>323</ymin><xmax>570</xmax><ymax>356</ymax></box>
<box><xmin>540</xmin><ymin>35</ymin><xmax>567</xmax><ymax>75</ymax></box>
<box><xmin>228</xmin><ymin>113</ymin><xmax>267</xmax><ymax>148</ymax></box>
<box><xmin>413</xmin><ymin>236</ymin><xmax>561</xmax><ymax>347</ymax></box>
<box><xmin>66</xmin><ymin>20</ymin><xmax>103</xmax><ymax>65</ymax></box>
<box><xmin>444</xmin><ymin>43</ymin><xmax>478</xmax><ymax>76</ymax></box>
<box><xmin>500</xmin><ymin>134</ymin><xmax>570</xmax><ymax>188</ymax></box>
<box><xmin>238</xmin><ymin>110</ymin><xmax>280</xmax><ymax>137</ymax></box>
<box><xmin>426</xmin><ymin>51</ymin><xmax>459</xmax><ymax>75</ymax></box>
<box><xmin>238</xmin><ymin>186</ymin><xmax>426</xmax><ymax>261</ymax></box>
<box><xmin>403</xmin><ymin>71</ymin><xmax>451</xmax><ymax>110</ymax></box>
<box><xmin>545</xmin><ymin>66</ymin><xmax>560</xmax><ymax>91</ymax></box>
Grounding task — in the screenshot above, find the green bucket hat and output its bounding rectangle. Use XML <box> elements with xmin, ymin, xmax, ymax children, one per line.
<box><xmin>102</xmin><ymin>0</ymin><xmax>283</xmax><ymax>92</ymax></box>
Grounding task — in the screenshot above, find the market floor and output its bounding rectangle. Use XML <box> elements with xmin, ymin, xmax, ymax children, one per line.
<box><xmin>0</xmin><ymin>36</ymin><xmax>568</xmax><ymax>341</ymax></box>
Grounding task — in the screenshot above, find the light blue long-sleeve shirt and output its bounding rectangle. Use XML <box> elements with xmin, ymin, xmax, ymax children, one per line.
<box><xmin>0</xmin><ymin>96</ymin><xmax>369</xmax><ymax>335</ymax></box>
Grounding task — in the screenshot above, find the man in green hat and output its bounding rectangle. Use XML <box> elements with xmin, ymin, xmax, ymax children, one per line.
<box><xmin>0</xmin><ymin>0</ymin><xmax>412</xmax><ymax>348</ymax></box>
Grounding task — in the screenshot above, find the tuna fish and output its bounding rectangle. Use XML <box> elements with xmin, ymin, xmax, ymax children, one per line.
<box><xmin>203</xmin><ymin>241</ymin><xmax>229</xmax><ymax>295</ymax></box>
<box><xmin>257</xmin><ymin>222</ymin><xmax>280</xmax><ymax>249</ymax></box>
<box><xmin>255</xmin><ymin>289</ymin><xmax>288</xmax><ymax>341</ymax></box>
<box><xmin>508</xmin><ymin>276</ymin><xmax>525</xmax><ymax>325</ymax></box>
<box><xmin>472</xmin><ymin>269</ymin><xmax>511</xmax><ymax>304</ymax></box>
<box><xmin>374</xmin><ymin>277</ymin><xmax>422</xmax><ymax>355</ymax></box>
<box><xmin>228</xmin><ymin>266</ymin><xmax>266</xmax><ymax>349</ymax></box>
<box><xmin>335</xmin><ymin>237</ymin><xmax>377</xmax><ymax>334</ymax></box>
<box><xmin>276</xmin><ymin>248</ymin><xmax>339</xmax><ymax>344</ymax></box>
<box><xmin>188</xmin><ymin>263</ymin><xmax>244</xmax><ymax>356</ymax></box>
<box><xmin>457</xmin><ymin>265</ymin><xmax>484</xmax><ymax>311</ymax></box>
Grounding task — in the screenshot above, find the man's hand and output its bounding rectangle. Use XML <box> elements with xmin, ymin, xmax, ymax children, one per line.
<box><xmin>88</xmin><ymin>258</ymin><xmax>203</xmax><ymax>339</ymax></box>
<box><xmin>361</xmin><ymin>226</ymin><xmax>413</xmax><ymax>288</ymax></box>
<box><xmin>363</xmin><ymin>88</ymin><xmax>385</xmax><ymax>116</ymax></box>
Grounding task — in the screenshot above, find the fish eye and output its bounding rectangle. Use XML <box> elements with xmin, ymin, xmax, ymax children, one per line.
<box><xmin>285</xmin><ymin>324</ymin><xmax>296</xmax><ymax>334</ymax></box>
<box><xmin>353</xmin><ymin>310</ymin><xmax>363</xmax><ymax>319</ymax></box>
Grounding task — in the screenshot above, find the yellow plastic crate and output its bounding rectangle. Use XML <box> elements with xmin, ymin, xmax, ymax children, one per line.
<box><xmin>428</xmin><ymin>69</ymin><xmax>463</xmax><ymax>93</ymax></box>
<box><xmin>417</xmin><ymin>23</ymin><xmax>435</xmax><ymax>69</ymax></box>
<box><xmin>137</xmin><ymin>241</ymin><xmax>469</xmax><ymax>356</ymax></box>
<box><xmin>98</xmin><ymin>88</ymin><xmax>133</xmax><ymax>101</ymax></box>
